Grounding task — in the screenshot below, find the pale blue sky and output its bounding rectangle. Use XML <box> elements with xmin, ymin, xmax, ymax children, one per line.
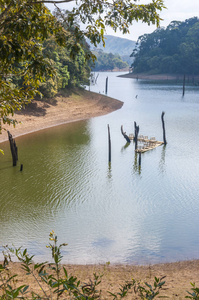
<box><xmin>124</xmin><ymin>0</ymin><xmax>199</xmax><ymax>41</ymax></box>
<box><xmin>47</xmin><ymin>0</ymin><xmax>199</xmax><ymax>41</ymax></box>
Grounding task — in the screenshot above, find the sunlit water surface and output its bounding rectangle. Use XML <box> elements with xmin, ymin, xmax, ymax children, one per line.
<box><xmin>1</xmin><ymin>72</ymin><xmax>199</xmax><ymax>265</ymax></box>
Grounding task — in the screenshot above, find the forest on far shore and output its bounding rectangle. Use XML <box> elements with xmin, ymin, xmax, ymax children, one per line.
<box><xmin>92</xmin><ymin>50</ymin><xmax>129</xmax><ymax>71</ymax></box>
<box><xmin>131</xmin><ymin>17</ymin><xmax>199</xmax><ymax>75</ymax></box>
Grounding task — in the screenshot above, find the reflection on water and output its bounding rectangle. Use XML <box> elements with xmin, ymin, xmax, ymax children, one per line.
<box><xmin>107</xmin><ymin>162</ymin><xmax>112</xmax><ymax>180</ymax></box>
<box><xmin>159</xmin><ymin>145</ymin><xmax>166</xmax><ymax>174</ymax></box>
<box><xmin>1</xmin><ymin>72</ymin><xmax>199</xmax><ymax>264</ymax></box>
<box><xmin>121</xmin><ymin>142</ymin><xmax>130</xmax><ymax>153</ymax></box>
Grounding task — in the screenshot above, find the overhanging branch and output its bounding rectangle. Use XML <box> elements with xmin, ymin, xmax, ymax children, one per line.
<box><xmin>30</xmin><ymin>0</ymin><xmax>73</xmax><ymax>3</ymax></box>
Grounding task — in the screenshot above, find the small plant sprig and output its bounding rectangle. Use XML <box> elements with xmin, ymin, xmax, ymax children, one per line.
<box><xmin>46</xmin><ymin>230</ymin><xmax>68</xmax><ymax>298</ymax></box>
<box><xmin>109</xmin><ymin>276</ymin><xmax>166</xmax><ymax>300</ymax></box>
<box><xmin>186</xmin><ymin>282</ymin><xmax>199</xmax><ymax>299</ymax></box>
<box><xmin>81</xmin><ymin>273</ymin><xmax>103</xmax><ymax>299</ymax></box>
<box><xmin>4</xmin><ymin>243</ymin><xmax>50</xmax><ymax>298</ymax></box>
<box><xmin>108</xmin><ymin>281</ymin><xmax>134</xmax><ymax>299</ymax></box>
<box><xmin>136</xmin><ymin>276</ymin><xmax>167</xmax><ymax>299</ymax></box>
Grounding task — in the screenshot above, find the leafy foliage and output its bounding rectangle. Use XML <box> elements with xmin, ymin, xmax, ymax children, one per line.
<box><xmin>54</xmin><ymin>0</ymin><xmax>165</xmax><ymax>47</ymax></box>
<box><xmin>131</xmin><ymin>17</ymin><xmax>199</xmax><ymax>75</ymax></box>
<box><xmin>0</xmin><ymin>0</ymin><xmax>66</xmax><ymax>133</ymax></box>
<box><xmin>186</xmin><ymin>282</ymin><xmax>199</xmax><ymax>299</ymax></box>
<box><xmin>39</xmin><ymin>36</ymin><xmax>91</xmax><ymax>97</ymax></box>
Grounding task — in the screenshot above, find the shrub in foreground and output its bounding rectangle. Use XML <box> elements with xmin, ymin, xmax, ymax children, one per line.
<box><xmin>0</xmin><ymin>232</ymin><xmax>196</xmax><ymax>299</ymax></box>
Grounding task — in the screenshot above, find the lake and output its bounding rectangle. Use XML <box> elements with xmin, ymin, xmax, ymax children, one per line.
<box><xmin>1</xmin><ymin>71</ymin><xmax>199</xmax><ymax>265</ymax></box>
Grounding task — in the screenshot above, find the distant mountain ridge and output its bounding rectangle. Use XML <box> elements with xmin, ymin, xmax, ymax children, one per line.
<box><xmin>88</xmin><ymin>35</ymin><xmax>136</xmax><ymax>65</ymax></box>
<box><xmin>94</xmin><ymin>35</ymin><xmax>136</xmax><ymax>56</ymax></box>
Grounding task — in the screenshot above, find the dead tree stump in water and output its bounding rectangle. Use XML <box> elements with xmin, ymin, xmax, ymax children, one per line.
<box><xmin>105</xmin><ymin>76</ymin><xmax>108</xmax><ymax>95</ymax></box>
<box><xmin>121</xmin><ymin>125</ymin><xmax>131</xmax><ymax>143</ymax></box>
<box><xmin>107</xmin><ymin>124</ymin><xmax>111</xmax><ymax>163</ymax></box>
<box><xmin>161</xmin><ymin>112</ymin><xmax>167</xmax><ymax>145</ymax></box>
<box><xmin>182</xmin><ymin>74</ymin><xmax>186</xmax><ymax>96</ymax></box>
<box><xmin>7</xmin><ymin>131</ymin><xmax>18</xmax><ymax>166</ymax></box>
<box><xmin>134</xmin><ymin>121</ymin><xmax>139</xmax><ymax>150</ymax></box>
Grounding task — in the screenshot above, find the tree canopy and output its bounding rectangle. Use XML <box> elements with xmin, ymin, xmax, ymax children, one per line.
<box><xmin>92</xmin><ymin>50</ymin><xmax>129</xmax><ymax>71</ymax></box>
<box><xmin>0</xmin><ymin>0</ymin><xmax>66</xmax><ymax>132</ymax></box>
<box><xmin>131</xmin><ymin>17</ymin><xmax>199</xmax><ymax>75</ymax></box>
<box><xmin>0</xmin><ymin>0</ymin><xmax>165</xmax><ymax>137</ymax></box>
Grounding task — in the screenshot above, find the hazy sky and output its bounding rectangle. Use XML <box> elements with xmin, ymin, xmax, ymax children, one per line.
<box><xmin>47</xmin><ymin>0</ymin><xmax>199</xmax><ymax>41</ymax></box>
<box><xmin>123</xmin><ymin>0</ymin><xmax>199</xmax><ymax>41</ymax></box>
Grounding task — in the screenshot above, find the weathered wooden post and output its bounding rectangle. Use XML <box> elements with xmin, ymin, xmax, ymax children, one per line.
<box><xmin>161</xmin><ymin>112</ymin><xmax>167</xmax><ymax>145</ymax></box>
<box><xmin>13</xmin><ymin>140</ymin><xmax>18</xmax><ymax>161</ymax></box>
<box><xmin>105</xmin><ymin>76</ymin><xmax>108</xmax><ymax>95</ymax></box>
<box><xmin>121</xmin><ymin>125</ymin><xmax>131</xmax><ymax>143</ymax></box>
<box><xmin>182</xmin><ymin>74</ymin><xmax>186</xmax><ymax>96</ymax></box>
<box><xmin>107</xmin><ymin>124</ymin><xmax>111</xmax><ymax>163</ymax></box>
<box><xmin>7</xmin><ymin>131</ymin><xmax>18</xmax><ymax>166</ymax></box>
<box><xmin>134</xmin><ymin>121</ymin><xmax>139</xmax><ymax>150</ymax></box>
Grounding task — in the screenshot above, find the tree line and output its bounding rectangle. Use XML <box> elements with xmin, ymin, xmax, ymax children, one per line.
<box><xmin>12</xmin><ymin>8</ymin><xmax>93</xmax><ymax>99</ymax></box>
<box><xmin>92</xmin><ymin>50</ymin><xmax>129</xmax><ymax>71</ymax></box>
<box><xmin>39</xmin><ymin>12</ymin><xmax>92</xmax><ymax>98</ymax></box>
<box><xmin>131</xmin><ymin>17</ymin><xmax>199</xmax><ymax>75</ymax></box>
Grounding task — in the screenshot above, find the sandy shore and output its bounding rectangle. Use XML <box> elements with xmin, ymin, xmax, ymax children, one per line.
<box><xmin>1</xmin><ymin>89</ymin><xmax>199</xmax><ymax>298</ymax></box>
<box><xmin>2</xmin><ymin>260</ymin><xmax>199</xmax><ymax>299</ymax></box>
<box><xmin>0</xmin><ymin>89</ymin><xmax>123</xmax><ymax>143</ymax></box>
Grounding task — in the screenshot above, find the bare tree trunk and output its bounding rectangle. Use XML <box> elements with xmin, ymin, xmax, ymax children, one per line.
<box><xmin>121</xmin><ymin>125</ymin><xmax>131</xmax><ymax>143</ymax></box>
<box><xmin>107</xmin><ymin>124</ymin><xmax>111</xmax><ymax>163</ymax></box>
<box><xmin>161</xmin><ymin>112</ymin><xmax>167</xmax><ymax>145</ymax></box>
<box><xmin>105</xmin><ymin>76</ymin><xmax>108</xmax><ymax>94</ymax></box>
<box><xmin>7</xmin><ymin>131</ymin><xmax>18</xmax><ymax>166</ymax></box>
<box><xmin>134</xmin><ymin>121</ymin><xmax>139</xmax><ymax>150</ymax></box>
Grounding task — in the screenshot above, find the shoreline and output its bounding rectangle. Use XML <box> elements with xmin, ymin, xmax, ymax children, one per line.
<box><xmin>0</xmin><ymin>89</ymin><xmax>123</xmax><ymax>143</ymax></box>
<box><xmin>3</xmin><ymin>259</ymin><xmax>199</xmax><ymax>298</ymax></box>
<box><xmin>118</xmin><ymin>72</ymin><xmax>199</xmax><ymax>82</ymax></box>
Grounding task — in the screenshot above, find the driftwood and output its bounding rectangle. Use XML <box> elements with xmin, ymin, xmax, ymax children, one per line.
<box><xmin>7</xmin><ymin>131</ymin><xmax>18</xmax><ymax>166</ymax></box>
<box><xmin>134</xmin><ymin>121</ymin><xmax>139</xmax><ymax>150</ymax></box>
<box><xmin>121</xmin><ymin>125</ymin><xmax>131</xmax><ymax>143</ymax></box>
<box><xmin>135</xmin><ymin>140</ymin><xmax>164</xmax><ymax>153</ymax></box>
<box><xmin>161</xmin><ymin>112</ymin><xmax>167</xmax><ymax>145</ymax></box>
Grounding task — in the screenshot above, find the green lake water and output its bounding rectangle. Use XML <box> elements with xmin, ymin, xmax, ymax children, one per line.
<box><xmin>1</xmin><ymin>72</ymin><xmax>199</xmax><ymax>265</ymax></box>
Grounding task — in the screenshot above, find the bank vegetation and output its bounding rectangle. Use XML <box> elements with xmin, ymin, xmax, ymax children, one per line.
<box><xmin>131</xmin><ymin>17</ymin><xmax>199</xmax><ymax>77</ymax></box>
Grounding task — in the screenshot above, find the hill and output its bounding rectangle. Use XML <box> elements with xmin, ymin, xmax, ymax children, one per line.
<box><xmin>94</xmin><ymin>35</ymin><xmax>136</xmax><ymax>56</ymax></box>
<box><xmin>89</xmin><ymin>35</ymin><xmax>136</xmax><ymax>65</ymax></box>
